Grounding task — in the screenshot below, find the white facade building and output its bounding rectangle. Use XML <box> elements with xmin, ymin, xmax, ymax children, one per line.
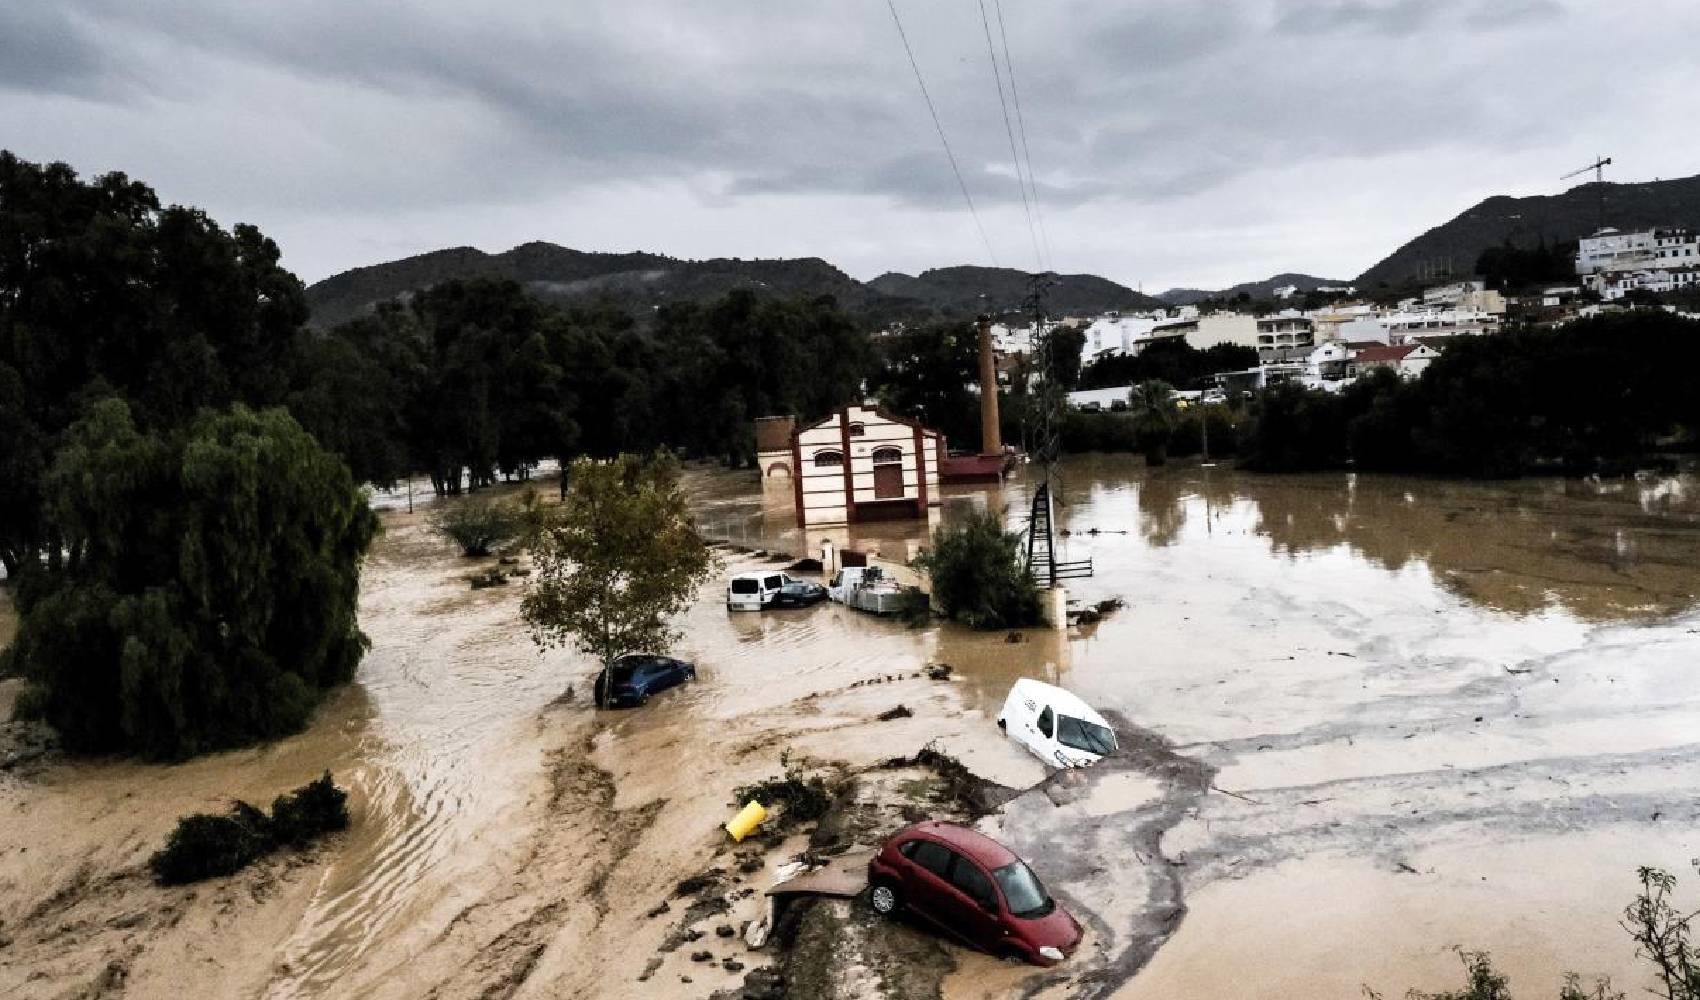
<box><xmin>1577</xmin><ymin>227</ymin><xmax>1698</xmax><ymax>275</ymax></box>
<box><xmin>788</xmin><ymin>405</ymin><xmax>944</xmax><ymax>527</ymax></box>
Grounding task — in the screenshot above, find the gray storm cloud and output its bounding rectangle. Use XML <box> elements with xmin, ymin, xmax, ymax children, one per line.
<box><xmin>1</xmin><ymin>0</ymin><xmax>1694</xmax><ymax>289</ymax></box>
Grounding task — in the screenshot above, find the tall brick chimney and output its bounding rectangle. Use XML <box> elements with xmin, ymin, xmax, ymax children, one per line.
<box><xmin>977</xmin><ymin>315</ymin><xmax>1001</xmax><ymax>457</ymax></box>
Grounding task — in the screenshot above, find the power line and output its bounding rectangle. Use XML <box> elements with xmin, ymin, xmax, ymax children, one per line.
<box><xmin>884</xmin><ymin>0</ymin><xmax>999</xmax><ymax>267</ymax></box>
<box><xmin>992</xmin><ymin>0</ymin><xmax>1053</xmax><ymax>269</ymax></box>
<box><xmin>977</xmin><ymin>0</ymin><xmax>1042</xmax><ymax>272</ymax></box>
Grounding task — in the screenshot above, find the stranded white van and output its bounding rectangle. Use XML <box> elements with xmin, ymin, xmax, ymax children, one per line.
<box><xmin>726</xmin><ymin>571</ymin><xmax>787</xmax><ymax>612</ymax></box>
<box><xmin>996</xmin><ymin>679</ymin><xmax>1118</xmax><ymax>768</ymax></box>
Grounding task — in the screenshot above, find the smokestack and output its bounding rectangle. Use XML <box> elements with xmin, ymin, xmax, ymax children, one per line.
<box><xmin>977</xmin><ymin>314</ymin><xmax>1002</xmax><ymax>457</ymax></box>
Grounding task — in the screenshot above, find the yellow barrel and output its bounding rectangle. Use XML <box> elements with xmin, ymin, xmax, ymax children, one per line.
<box><xmin>725</xmin><ymin>800</ymin><xmax>768</xmax><ymax>842</ymax></box>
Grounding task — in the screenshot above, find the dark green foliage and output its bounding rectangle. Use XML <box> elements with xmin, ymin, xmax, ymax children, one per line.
<box><xmin>268</xmin><ymin>772</ymin><xmax>351</xmax><ymax>848</ymax></box>
<box><xmin>1079</xmin><ymin>339</ymin><xmax>1258</xmax><ymax>391</ymax></box>
<box><xmin>868</xmin><ymin>320</ymin><xmax>985</xmax><ymax>447</ymax></box>
<box><xmin>0</xmin><ymin>152</ymin><xmax>306</xmax><ymax>580</ymax></box>
<box><xmin>429</xmin><ymin>496</ymin><xmax>520</xmax><ymax>557</ymax></box>
<box><xmin>1239</xmin><ymin>382</ymin><xmax>1350</xmax><ymax>472</ymax></box>
<box><xmin>1241</xmin><ymin>313</ymin><xmax>1700</xmax><ymax>476</ymax></box>
<box><xmin>8</xmin><ymin>402</ymin><xmax>376</xmax><ymax>759</ymax></box>
<box><xmin>917</xmin><ymin>509</ymin><xmax>1043</xmax><ymax>629</ymax></box>
<box><xmin>149</xmin><ymin>808</ymin><xmax>272</xmax><ymax>885</ymax></box>
<box><xmin>1475</xmin><ymin>239</ymin><xmax>1579</xmax><ymax>292</ymax></box>
<box><xmin>150</xmin><ymin>773</ymin><xmax>350</xmax><ymax>884</ymax></box>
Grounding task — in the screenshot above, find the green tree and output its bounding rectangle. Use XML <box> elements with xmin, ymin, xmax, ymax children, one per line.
<box><xmin>521</xmin><ymin>453</ymin><xmax>711</xmax><ymax>703</ymax></box>
<box><xmin>1128</xmin><ymin>380</ymin><xmax>1179</xmax><ymax>466</ymax></box>
<box><xmin>917</xmin><ymin>509</ymin><xmax>1043</xmax><ymax>629</ymax></box>
<box><xmin>0</xmin><ymin>151</ymin><xmax>307</xmax><ymax>579</ymax></box>
<box><xmin>4</xmin><ymin>401</ymin><xmax>377</xmax><ymax>759</ymax></box>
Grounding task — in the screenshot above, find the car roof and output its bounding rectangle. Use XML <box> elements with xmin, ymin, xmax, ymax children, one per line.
<box><xmin>1009</xmin><ymin>678</ymin><xmax>1110</xmax><ymax>728</ymax></box>
<box><xmin>897</xmin><ymin>820</ymin><xmax>1018</xmax><ymax>869</ymax></box>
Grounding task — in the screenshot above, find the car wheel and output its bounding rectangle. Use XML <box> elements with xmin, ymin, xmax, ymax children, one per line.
<box><xmin>685</xmin><ymin>666</ymin><xmax>697</xmax><ymax>680</ymax></box>
<box><xmin>869</xmin><ymin>880</ymin><xmax>900</xmax><ymax>916</ymax></box>
<box><xmin>638</xmin><ymin>693</ymin><xmax>650</xmax><ymax>707</ymax></box>
<box><xmin>1000</xmin><ymin>949</ymin><xmax>1028</xmax><ymax>966</ymax></box>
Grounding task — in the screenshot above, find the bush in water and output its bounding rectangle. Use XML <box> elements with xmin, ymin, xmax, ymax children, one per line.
<box><xmin>429</xmin><ymin>496</ymin><xmax>521</xmax><ymax>557</ymax></box>
<box><xmin>150</xmin><ymin>772</ymin><xmax>350</xmax><ymax>885</ymax></box>
<box><xmin>917</xmin><ymin>509</ymin><xmax>1043</xmax><ymax>630</ymax></box>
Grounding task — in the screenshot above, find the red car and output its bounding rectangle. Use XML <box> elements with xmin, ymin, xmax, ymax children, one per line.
<box><xmin>867</xmin><ymin>820</ymin><xmax>1083</xmax><ymax>966</ymax></box>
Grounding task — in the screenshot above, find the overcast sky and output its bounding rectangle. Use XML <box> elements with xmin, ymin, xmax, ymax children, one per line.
<box><xmin>5</xmin><ymin>0</ymin><xmax>1699</xmax><ymax>291</ymax></box>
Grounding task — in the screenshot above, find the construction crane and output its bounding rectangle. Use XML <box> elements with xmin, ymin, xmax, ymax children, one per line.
<box><xmin>1562</xmin><ymin>156</ymin><xmax>1613</xmax><ymax>231</ymax></box>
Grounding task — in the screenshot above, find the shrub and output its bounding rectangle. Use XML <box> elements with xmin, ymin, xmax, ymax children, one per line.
<box><xmin>734</xmin><ymin>756</ymin><xmax>833</xmax><ymax>827</ymax></box>
<box><xmin>150</xmin><ymin>805</ymin><xmax>271</xmax><ymax>885</ymax></box>
<box><xmin>917</xmin><ymin>509</ymin><xmax>1043</xmax><ymax>629</ymax></box>
<box><xmin>149</xmin><ymin>772</ymin><xmax>350</xmax><ymax>885</ymax></box>
<box><xmin>268</xmin><ymin>772</ymin><xmax>350</xmax><ymax>847</ymax></box>
<box><xmin>429</xmin><ymin>497</ymin><xmax>520</xmax><ymax>557</ymax></box>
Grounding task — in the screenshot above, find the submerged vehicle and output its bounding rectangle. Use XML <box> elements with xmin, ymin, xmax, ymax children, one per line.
<box><xmin>827</xmin><ymin>565</ymin><xmax>906</xmax><ymax>615</ymax></box>
<box><xmin>770</xmin><ymin>579</ymin><xmax>828</xmax><ymax>608</ymax></box>
<box><xmin>997</xmin><ymin>678</ymin><xmax>1118</xmax><ymax>768</ymax></box>
<box><xmin>867</xmin><ymin>820</ymin><xmax>1083</xmax><ymax>966</ymax></box>
<box><xmin>593</xmin><ymin>654</ymin><xmax>697</xmax><ymax>708</ymax></box>
<box><xmin>726</xmin><ymin>571</ymin><xmax>789</xmax><ymax>612</ymax></box>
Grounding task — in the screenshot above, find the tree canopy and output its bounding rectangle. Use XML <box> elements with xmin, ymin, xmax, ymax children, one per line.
<box><xmin>4</xmin><ymin>402</ymin><xmax>376</xmax><ymax>759</ymax></box>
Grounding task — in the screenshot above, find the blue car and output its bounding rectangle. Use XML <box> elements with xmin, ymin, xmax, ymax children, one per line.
<box><xmin>594</xmin><ymin>654</ymin><xmax>697</xmax><ymax>708</ymax></box>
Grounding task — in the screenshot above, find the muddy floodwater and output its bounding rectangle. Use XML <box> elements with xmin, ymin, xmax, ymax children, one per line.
<box><xmin>2</xmin><ymin>457</ymin><xmax>1699</xmax><ymax>999</ymax></box>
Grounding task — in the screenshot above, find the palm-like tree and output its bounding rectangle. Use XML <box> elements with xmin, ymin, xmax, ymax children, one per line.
<box><xmin>1128</xmin><ymin>380</ymin><xmax>1179</xmax><ymax>466</ymax></box>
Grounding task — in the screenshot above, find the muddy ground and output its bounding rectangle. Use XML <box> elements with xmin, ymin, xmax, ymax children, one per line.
<box><xmin>3</xmin><ymin>459</ymin><xmax>1700</xmax><ymax>999</ymax></box>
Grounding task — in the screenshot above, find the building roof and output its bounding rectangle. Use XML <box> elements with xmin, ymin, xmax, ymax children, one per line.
<box><xmin>795</xmin><ymin>404</ymin><xmax>943</xmax><ymax>439</ymax></box>
<box><xmin>1341</xmin><ymin>339</ymin><xmax>1387</xmax><ymax>351</ymax></box>
<box><xmin>1353</xmin><ymin>344</ymin><xmax>1416</xmax><ymax>364</ymax></box>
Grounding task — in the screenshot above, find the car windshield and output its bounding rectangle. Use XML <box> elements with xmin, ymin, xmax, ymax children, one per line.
<box><xmin>731</xmin><ymin>579</ymin><xmax>759</xmax><ymax>594</ymax></box>
<box><xmin>993</xmin><ymin>861</ymin><xmax>1053</xmax><ymax>918</ymax></box>
<box><xmin>1056</xmin><ymin>715</ymin><xmax>1117</xmax><ymax>756</ymax></box>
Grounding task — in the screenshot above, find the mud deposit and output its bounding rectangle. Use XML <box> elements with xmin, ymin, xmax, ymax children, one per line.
<box><xmin>3</xmin><ymin>460</ymin><xmax>1699</xmax><ymax>999</ymax></box>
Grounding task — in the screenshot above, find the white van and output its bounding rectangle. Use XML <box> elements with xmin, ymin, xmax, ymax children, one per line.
<box><xmin>726</xmin><ymin>571</ymin><xmax>787</xmax><ymax>612</ymax></box>
<box><xmin>996</xmin><ymin>678</ymin><xmax>1118</xmax><ymax>768</ymax></box>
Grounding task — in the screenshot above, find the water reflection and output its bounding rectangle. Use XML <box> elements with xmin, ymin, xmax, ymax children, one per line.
<box><xmin>688</xmin><ymin>457</ymin><xmax>1700</xmax><ymax>625</ymax></box>
<box><xmin>1045</xmin><ymin>455</ymin><xmax>1700</xmax><ymax>623</ymax></box>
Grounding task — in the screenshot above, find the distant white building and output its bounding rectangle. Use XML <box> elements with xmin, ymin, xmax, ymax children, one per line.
<box><xmin>1255</xmin><ymin>312</ymin><xmax>1315</xmax><ymax>362</ymax></box>
<box><xmin>1577</xmin><ymin>227</ymin><xmax>1699</xmax><ymax>276</ymax></box>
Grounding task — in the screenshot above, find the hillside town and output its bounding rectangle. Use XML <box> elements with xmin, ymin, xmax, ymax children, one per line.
<box><xmin>930</xmin><ymin>226</ymin><xmax>1700</xmax><ymax>409</ymax></box>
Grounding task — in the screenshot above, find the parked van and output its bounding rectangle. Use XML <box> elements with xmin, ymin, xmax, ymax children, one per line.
<box><xmin>726</xmin><ymin>571</ymin><xmax>787</xmax><ymax>612</ymax></box>
<box><xmin>996</xmin><ymin>679</ymin><xmax>1118</xmax><ymax>768</ymax></box>
<box><xmin>827</xmin><ymin>565</ymin><xmax>906</xmax><ymax>615</ymax></box>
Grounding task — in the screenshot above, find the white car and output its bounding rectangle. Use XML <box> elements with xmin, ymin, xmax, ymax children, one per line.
<box><xmin>996</xmin><ymin>679</ymin><xmax>1118</xmax><ymax>769</ymax></box>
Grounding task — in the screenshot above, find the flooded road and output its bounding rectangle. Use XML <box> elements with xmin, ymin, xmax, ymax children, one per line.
<box><xmin>4</xmin><ymin>457</ymin><xmax>1700</xmax><ymax>998</ymax></box>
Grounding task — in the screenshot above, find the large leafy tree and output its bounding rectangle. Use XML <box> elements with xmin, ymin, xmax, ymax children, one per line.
<box><xmin>0</xmin><ymin>151</ymin><xmax>306</xmax><ymax>578</ymax></box>
<box><xmin>4</xmin><ymin>401</ymin><xmax>377</xmax><ymax>759</ymax></box>
<box><xmin>521</xmin><ymin>453</ymin><xmax>711</xmax><ymax>701</ymax></box>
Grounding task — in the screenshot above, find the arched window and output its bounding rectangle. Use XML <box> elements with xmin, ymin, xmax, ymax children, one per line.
<box><xmin>847</xmin><ymin>422</ymin><xmax>866</xmax><ymax>437</ymax></box>
<box><xmin>813</xmin><ymin>450</ymin><xmax>844</xmax><ymax>468</ymax></box>
<box><xmin>871</xmin><ymin>447</ymin><xmax>903</xmax><ymax>465</ymax></box>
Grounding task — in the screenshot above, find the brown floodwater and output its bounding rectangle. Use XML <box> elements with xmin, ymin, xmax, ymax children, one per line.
<box><xmin>698</xmin><ymin>456</ymin><xmax>1700</xmax><ymax>997</ymax></box>
<box><xmin>6</xmin><ymin>458</ymin><xmax>1700</xmax><ymax>999</ymax></box>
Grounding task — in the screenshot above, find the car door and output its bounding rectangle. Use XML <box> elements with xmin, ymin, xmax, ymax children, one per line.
<box><xmin>899</xmin><ymin>839</ymin><xmax>960</xmax><ymax>934</ymax></box>
<box><xmin>944</xmin><ymin>855</ymin><xmax>1008</xmax><ymax>952</ymax></box>
<box><xmin>1018</xmin><ymin>703</ymin><xmax>1055</xmax><ymax>761</ymax></box>
<box><xmin>761</xmin><ymin>575</ymin><xmax>785</xmax><ymax>605</ymax></box>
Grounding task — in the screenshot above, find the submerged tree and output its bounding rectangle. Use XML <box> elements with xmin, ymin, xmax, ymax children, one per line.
<box><xmin>4</xmin><ymin>401</ymin><xmax>377</xmax><ymax>759</ymax></box>
<box><xmin>521</xmin><ymin>453</ymin><xmax>711</xmax><ymax>704</ymax></box>
<box><xmin>917</xmin><ymin>509</ymin><xmax>1043</xmax><ymax>629</ymax></box>
<box><xmin>1128</xmin><ymin>380</ymin><xmax>1179</xmax><ymax>466</ymax></box>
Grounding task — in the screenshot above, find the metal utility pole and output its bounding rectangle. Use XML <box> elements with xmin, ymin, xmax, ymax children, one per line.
<box><xmin>1561</xmin><ymin>156</ymin><xmax>1613</xmax><ymax>232</ymax></box>
<box><xmin>1020</xmin><ymin>273</ymin><xmax>1091</xmax><ymax>589</ymax></box>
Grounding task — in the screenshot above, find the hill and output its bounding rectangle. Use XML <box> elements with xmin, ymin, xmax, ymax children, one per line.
<box><xmin>868</xmin><ymin>266</ymin><xmax>1164</xmax><ymax>316</ymax></box>
<box><xmin>304</xmin><ymin>242</ymin><xmax>899</xmax><ymax>328</ymax></box>
<box><xmin>1355</xmin><ymin>174</ymin><xmax>1700</xmax><ymax>291</ymax></box>
<box><xmin>305</xmin><ymin>244</ymin><xmax>1163</xmax><ymax>328</ymax></box>
<box><xmin>1157</xmin><ymin>273</ymin><xmax>1350</xmax><ymax>306</ymax></box>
